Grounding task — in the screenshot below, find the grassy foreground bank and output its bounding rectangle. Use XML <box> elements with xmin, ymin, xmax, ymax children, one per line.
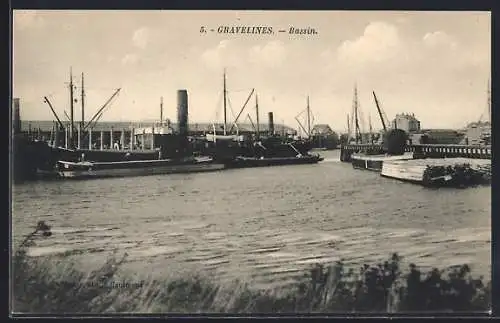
<box><xmin>12</xmin><ymin>222</ymin><xmax>491</xmax><ymax>314</ymax></box>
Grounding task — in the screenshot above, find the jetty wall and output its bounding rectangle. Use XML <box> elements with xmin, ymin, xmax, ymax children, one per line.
<box><xmin>340</xmin><ymin>144</ymin><xmax>491</xmax><ymax>162</ymax></box>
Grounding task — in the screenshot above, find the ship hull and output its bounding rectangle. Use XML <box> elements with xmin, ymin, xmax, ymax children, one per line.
<box><xmin>351</xmin><ymin>153</ymin><xmax>414</xmax><ymax>172</ymax></box>
<box><xmin>57</xmin><ymin>158</ymin><xmax>225</xmax><ymax>179</ymax></box>
<box><xmin>380</xmin><ymin>158</ymin><xmax>491</xmax><ymax>187</ymax></box>
<box><xmin>225</xmin><ymin>155</ymin><xmax>323</xmax><ymax>169</ymax></box>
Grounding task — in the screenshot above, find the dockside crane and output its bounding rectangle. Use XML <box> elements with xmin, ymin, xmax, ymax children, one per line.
<box><xmin>295</xmin><ymin>115</ymin><xmax>309</xmax><ymax>136</ymax></box>
<box><xmin>83</xmin><ymin>88</ymin><xmax>122</xmax><ymax>132</ymax></box>
<box><xmin>43</xmin><ymin>96</ymin><xmax>65</xmax><ymax>131</ymax></box>
<box><xmin>228</xmin><ymin>88</ymin><xmax>255</xmax><ymax>134</ymax></box>
<box><xmin>372</xmin><ymin>91</ymin><xmax>391</xmax><ymax>133</ymax></box>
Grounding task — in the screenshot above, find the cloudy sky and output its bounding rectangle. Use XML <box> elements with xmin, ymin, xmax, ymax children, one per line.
<box><xmin>13</xmin><ymin>10</ymin><xmax>490</xmax><ymax>132</ymax></box>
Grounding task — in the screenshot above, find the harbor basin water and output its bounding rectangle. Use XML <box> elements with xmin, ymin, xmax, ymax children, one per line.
<box><xmin>12</xmin><ymin>150</ymin><xmax>491</xmax><ymax>289</ymax></box>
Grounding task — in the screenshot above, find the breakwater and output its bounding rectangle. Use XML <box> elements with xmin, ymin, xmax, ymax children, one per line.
<box><xmin>340</xmin><ymin>144</ymin><xmax>491</xmax><ymax>162</ymax></box>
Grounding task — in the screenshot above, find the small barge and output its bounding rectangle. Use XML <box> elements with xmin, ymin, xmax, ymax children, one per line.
<box><xmin>57</xmin><ymin>156</ymin><xmax>224</xmax><ymax>179</ymax></box>
<box><xmin>351</xmin><ymin>152</ymin><xmax>414</xmax><ymax>172</ymax></box>
<box><xmin>225</xmin><ymin>154</ymin><xmax>323</xmax><ymax>169</ymax></box>
<box><xmin>381</xmin><ymin>158</ymin><xmax>491</xmax><ymax>187</ymax></box>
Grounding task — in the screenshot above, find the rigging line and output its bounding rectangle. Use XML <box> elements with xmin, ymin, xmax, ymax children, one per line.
<box><xmin>83</xmin><ymin>86</ymin><xmax>122</xmax><ymax>91</ymax></box>
<box><xmin>214</xmin><ymin>91</ymin><xmax>222</xmax><ymax>121</ymax></box>
<box><xmin>227</xmin><ymin>97</ymin><xmax>237</xmax><ymax>120</ymax></box>
<box><xmin>227</xmin><ymin>88</ymin><xmax>255</xmax><ymax>93</ymax></box>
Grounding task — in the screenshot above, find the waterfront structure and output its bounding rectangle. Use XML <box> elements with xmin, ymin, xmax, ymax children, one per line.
<box><xmin>391</xmin><ymin>113</ymin><xmax>421</xmax><ymax>133</ymax></box>
<box><xmin>411</xmin><ymin>129</ymin><xmax>465</xmax><ymax>145</ymax></box>
<box><xmin>310</xmin><ymin>124</ymin><xmax>333</xmax><ymax>136</ymax></box>
<box><xmin>461</xmin><ymin>121</ymin><xmax>491</xmax><ymax>146</ymax></box>
<box><xmin>310</xmin><ymin>124</ymin><xmax>339</xmax><ymax>149</ymax></box>
<box><xmin>20</xmin><ymin>121</ymin><xmax>297</xmax><ymax>139</ymax></box>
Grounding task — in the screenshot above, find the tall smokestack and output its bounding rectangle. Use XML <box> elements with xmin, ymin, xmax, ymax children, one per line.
<box><xmin>268</xmin><ymin>112</ymin><xmax>274</xmax><ymax>136</ymax></box>
<box><xmin>177</xmin><ymin>90</ymin><xmax>188</xmax><ymax>138</ymax></box>
<box><xmin>12</xmin><ymin>98</ymin><xmax>21</xmax><ymax>135</ymax></box>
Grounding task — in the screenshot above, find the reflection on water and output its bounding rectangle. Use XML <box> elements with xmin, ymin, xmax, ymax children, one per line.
<box><xmin>12</xmin><ymin>150</ymin><xmax>491</xmax><ymax>288</ymax></box>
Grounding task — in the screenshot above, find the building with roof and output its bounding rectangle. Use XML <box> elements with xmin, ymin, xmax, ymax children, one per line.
<box><xmin>391</xmin><ymin>113</ymin><xmax>421</xmax><ymax>133</ymax></box>
<box><xmin>461</xmin><ymin>121</ymin><xmax>491</xmax><ymax>146</ymax></box>
<box><xmin>410</xmin><ymin>129</ymin><xmax>465</xmax><ymax>145</ymax></box>
<box><xmin>310</xmin><ymin>124</ymin><xmax>334</xmax><ymax>136</ymax></box>
<box><xmin>310</xmin><ymin>124</ymin><xmax>339</xmax><ymax>149</ymax></box>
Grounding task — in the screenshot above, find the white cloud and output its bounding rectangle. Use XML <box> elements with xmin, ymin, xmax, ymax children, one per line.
<box><xmin>121</xmin><ymin>53</ymin><xmax>138</xmax><ymax>65</ymax></box>
<box><xmin>201</xmin><ymin>40</ymin><xmax>234</xmax><ymax>69</ymax></box>
<box><xmin>421</xmin><ymin>31</ymin><xmax>490</xmax><ymax>69</ymax></box>
<box><xmin>14</xmin><ymin>10</ymin><xmax>45</xmax><ymax>30</ymax></box>
<box><xmin>132</xmin><ymin>27</ymin><xmax>150</xmax><ymax>49</ymax></box>
<box><xmin>337</xmin><ymin>21</ymin><xmax>402</xmax><ymax>65</ymax></box>
<box><xmin>248</xmin><ymin>41</ymin><xmax>287</xmax><ymax>66</ymax></box>
<box><xmin>423</xmin><ymin>31</ymin><xmax>458</xmax><ymax>50</ymax></box>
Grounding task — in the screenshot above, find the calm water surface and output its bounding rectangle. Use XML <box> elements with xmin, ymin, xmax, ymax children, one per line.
<box><xmin>12</xmin><ymin>150</ymin><xmax>491</xmax><ymax>288</ymax></box>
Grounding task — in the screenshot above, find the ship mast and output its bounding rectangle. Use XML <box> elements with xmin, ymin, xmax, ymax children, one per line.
<box><xmin>223</xmin><ymin>69</ymin><xmax>227</xmax><ymax>135</ymax></box>
<box><xmin>353</xmin><ymin>84</ymin><xmax>361</xmax><ymax>144</ymax></box>
<box><xmin>255</xmin><ymin>93</ymin><xmax>260</xmax><ymax>139</ymax></box>
<box><xmin>69</xmin><ymin>67</ymin><xmax>75</xmax><ymax>147</ymax></box>
<box><xmin>307</xmin><ymin>95</ymin><xmax>311</xmax><ymax>137</ymax></box>
<box><xmin>347</xmin><ymin>113</ymin><xmax>350</xmax><ymax>141</ymax></box>
<box><xmin>368</xmin><ymin>113</ymin><xmax>373</xmax><ymax>144</ymax></box>
<box><xmin>487</xmin><ymin>78</ymin><xmax>491</xmax><ymax>124</ymax></box>
<box><xmin>81</xmin><ymin>72</ymin><xmax>85</xmax><ymax>131</ymax></box>
<box><xmin>160</xmin><ymin>96</ymin><xmax>164</xmax><ymax>126</ymax></box>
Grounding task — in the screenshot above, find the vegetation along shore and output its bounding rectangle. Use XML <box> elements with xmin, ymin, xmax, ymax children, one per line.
<box><xmin>12</xmin><ymin>222</ymin><xmax>491</xmax><ymax>314</ymax></box>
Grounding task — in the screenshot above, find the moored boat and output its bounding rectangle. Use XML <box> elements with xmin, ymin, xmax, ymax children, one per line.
<box><xmin>224</xmin><ymin>153</ymin><xmax>323</xmax><ymax>169</ymax></box>
<box><xmin>381</xmin><ymin>158</ymin><xmax>491</xmax><ymax>187</ymax></box>
<box><xmin>57</xmin><ymin>156</ymin><xmax>225</xmax><ymax>179</ymax></box>
<box><xmin>351</xmin><ymin>152</ymin><xmax>414</xmax><ymax>172</ymax></box>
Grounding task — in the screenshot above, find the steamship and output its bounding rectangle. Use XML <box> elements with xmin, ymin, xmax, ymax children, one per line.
<box><xmin>55</xmin><ymin>89</ymin><xmax>226</xmax><ymax>179</ymax></box>
<box><xmin>206</xmin><ymin>70</ymin><xmax>323</xmax><ymax>169</ymax></box>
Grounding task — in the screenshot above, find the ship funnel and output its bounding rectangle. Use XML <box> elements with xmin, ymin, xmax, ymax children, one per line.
<box><xmin>177</xmin><ymin>90</ymin><xmax>188</xmax><ymax>138</ymax></box>
<box><xmin>268</xmin><ymin>112</ymin><xmax>274</xmax><ymax>135</ymax></box>
<box><xmin>12</xmin><ymin>98</ymin><xmax>21</xmax><ymax>135</ymax></box>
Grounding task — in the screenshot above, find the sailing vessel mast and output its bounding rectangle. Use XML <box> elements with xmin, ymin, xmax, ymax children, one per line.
<box><xmin>306</xmin><ymin>96</ymin><xmax>311</xmax><ymax>137</ymax></box>
<box><xmin>69</xmin><ymin>67</ymin><xmax>75</xmax><ymax>147</ymax></box>
<box><xmin>255</xmin><ymin>93</ymin><xmax>260</xmax><ymax>139</ymax></box>
<box><xmin>160</xmin><ymin>96</ymin><xmax>164</xmax><ymax>126</ymax></box>
<box><xmin>368</xmin><ymin>113</ymin><xmax>373</xmax><ymax>144</ymax></box>
<box><xmin>353</xmin><ymin>84</ymin><xmax>361</xmax><ymax>144</ymax></box>
<box><xmin>223</xmin><ymin>69</ymin><xmax>227</xmax><ymax>135</ymax></box>
<box><xmin>347</xmin><ymin>113</ymin><xmax>351</xmax><ymax>141</ymax></box>
<box><xmin>81</xmin><ymin>72</ymin><xmax>85</xmax><ymax>131</ymax></box>
<box><xmin>487</xmin><ymin>78</ymin><xmax>491</xmax><ymax>124</ymax></box>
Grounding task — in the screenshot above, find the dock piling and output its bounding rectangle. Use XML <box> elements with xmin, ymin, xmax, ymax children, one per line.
<box><xmin>65</xmin><ymin>127</ymin><xmax>68</xmax><ymax>149</ymax></box>
<box><xmin>77</xmin><ymin>124</ymin><xmax>81</xmax><ymax>149</ymax></box>
<box><xmin>89</xmin><ymin>129</ymin><xmax>93</xmax><ymax>150</ymax></box>
<box><xmin>54</xmin><ymin>126</ymin><xmax>59</xmax><ymax>148</ymax></box>
<box><xmin>130</xmin><ymin>128</ymin><xmax>134</xmax><ymax>151</ymax></box>
<box><xmin>110</xmin><ymin>127</ymin><xmax>114</xmax><ymax>150</ymax></box>
<box><xmin>151</xmin><ymin>124</ymin><xmax>155</xmax><ymax>150</ymax></box>
<box><xmin>121</xmin><ymin>129</ymin><xmax>125</xmax><ymax>150</ymax></box>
